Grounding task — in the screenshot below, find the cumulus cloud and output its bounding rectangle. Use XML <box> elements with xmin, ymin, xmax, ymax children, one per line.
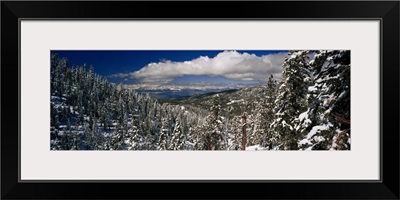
<box><xmin>112</xmin><ymin>51</ymin><xmax>288</xmax><ymax>84</ymax></box>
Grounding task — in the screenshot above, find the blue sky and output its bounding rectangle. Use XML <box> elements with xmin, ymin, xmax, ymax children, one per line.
<box><xmin>51</xmin><ymin>50</ymin><xmax>289</xmax><ymax>86</ymax></box>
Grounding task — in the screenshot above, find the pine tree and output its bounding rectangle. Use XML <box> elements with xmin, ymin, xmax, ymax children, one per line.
<box><xmin>271</xmin><ymin>50</ymin><xmax>311</xmax><ymax>150</ymax></box>
<box><xmin>204</xmin><ymin>94</ymin><xmax>227</xmax><ymax>150</ymax></box>
<box><xmin>157</xmin><ymin>120</ymin><xmax>169</xmax><ymax>150</ymax></box>
<box><xmin>129</xmin><ymin>131</ymin><xmax>141</xmax><ymax>150</ymax></box>
<box><xmin>192</xmin><ymin>120</ymin><xmax>209</xmax><ymax>150</ymax></box>
<box><xmin>229</xmin><ymin>116</ymin><xmax>242</xmax><ymax>150</ymax></box>
<box><xmin>111</xmin><ymin>128</ymin><xmax>123</xmax><ymax>150</ymax></box>
<box><xmin>248</xmin><ymin>111</ymin><xmax>263</xmax><ymax>146</ymax></box>
<box><xmin>84</xmin><ymin>119</ymin><xmax>99</xmax><ymax>150</ymax></box>
<box><xmin>91</xmin><ymin>116</ymin><xmax>103</xmax><ymax>150</ymax></box>
<box><xmin>50</xmin><ymin>103</ymin><xmax>59</xmax><ymax>129</ymax></box>
<box><xmin>296</xmin><ymin>50</ymin><xmax>351</xmax><ymax>150</ymax></box>
<box><xmin>169</xmin><ymin>118</ymin><xmax>185</xmax><ymax>150</ymax></box>
<box><xmin>263</xmin><ymin>74</ymin><xmax>278</xmax><ymax>149</ymax></box>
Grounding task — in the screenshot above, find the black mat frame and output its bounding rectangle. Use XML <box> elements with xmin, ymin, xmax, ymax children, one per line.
<box><xmin>1</xmin><ymin>1</ymin><xmax>399</xmax><ymax>199</ymax></box>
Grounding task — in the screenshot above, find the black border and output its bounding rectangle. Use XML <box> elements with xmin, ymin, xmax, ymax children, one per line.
<box><xmin>2</xmin><ymin>1</ymin><xmax>399</xmax><ymax>199</ymax></box>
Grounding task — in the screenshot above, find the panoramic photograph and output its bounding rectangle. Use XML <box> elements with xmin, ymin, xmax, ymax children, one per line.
<box><xmin>50</xmin><ymin>50</ymin><xmax>350</xmax><ymax>151</ymax></box>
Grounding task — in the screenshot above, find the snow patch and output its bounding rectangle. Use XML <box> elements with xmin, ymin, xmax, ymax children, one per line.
<box><xmin>305</xmin><ymin>146</ymin><xmax>313</xmax><ymax>151</ymax></box>
<box><xmin>308</xmin><ymin>86</ymin><xmax>317</xmax><ymax>92</ymax></box>
<box><xmin>299</xmin><ymin>111</ymin><xmax>308</xmax><ymax>121</ymax></box>
<box><xmin>227</xmin><ymin>99</ymin><xmax>244</xmax><ymax>105</ymax></box>
<box><xmin>313</xmin><ymin>136</ymin><xmax>325</xmax><ymax>142</ymax></box>
<box><xmin>246</xmin><ymin>145</ymin><xmax>268</xmax><ymax>151</ymax></box>
<box><xmin>307</xmin><ymin>124</ymin><xmax>331</xmax><ymax>139</ymax></box>
<box><xmin>281</xmin><ymin>120</ymin><xmax>293</xmax><ymax>131</ymax></box>
<box><xmin>299</xmin><ymin>139</ymin><xmax>312</xmax><ymax>145</ymax></box>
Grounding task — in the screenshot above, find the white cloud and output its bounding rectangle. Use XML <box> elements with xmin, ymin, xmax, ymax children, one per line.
<box><xmin>108</xmin><ymin>73</ymin><xmax>130</xmax><ymax>78</ymax></box>
<box><xmin>112</xmin><ymin>51</ymin><xmax>288</xmax><ymax>84</ymax></box>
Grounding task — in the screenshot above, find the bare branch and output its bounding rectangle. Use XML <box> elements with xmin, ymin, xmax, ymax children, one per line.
<box><xmin>331</xmin><ymin>113</ymin><xmax>350</xmax><ymax>125</ymax></box>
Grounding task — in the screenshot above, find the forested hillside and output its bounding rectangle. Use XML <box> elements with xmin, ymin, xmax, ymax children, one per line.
<box><xmin>50</xmin><ymin>50</ymin><xmax>350</xmax><ymax>150</ymax></box>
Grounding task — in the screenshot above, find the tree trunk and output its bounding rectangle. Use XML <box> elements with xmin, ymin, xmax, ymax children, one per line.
<box><xmin>241</xmin><ymin>112</ymin><xmax>247</xmax><ymax>150</ymax></box>
<box><xmin>206</xmin><ymin>135</ymin><xmax>212</xmax><ymax>150</ymax></box>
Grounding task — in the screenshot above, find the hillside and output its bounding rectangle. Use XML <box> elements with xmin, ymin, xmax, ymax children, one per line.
<box><xmin>161</xmin><ymin>86</ymin><xmax>268</xmax><ymax>119</ymax></box>
<box><xmin>50</xmin><ymin>50</ymin><xmax>350</xmax><ymax>151</ymax></box>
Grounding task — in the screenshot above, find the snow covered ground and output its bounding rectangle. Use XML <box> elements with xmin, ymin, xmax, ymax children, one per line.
<box><xmin>246</xmin><ymin>145</ymin><xmax>268</xmax><ymax>151</ymax></box>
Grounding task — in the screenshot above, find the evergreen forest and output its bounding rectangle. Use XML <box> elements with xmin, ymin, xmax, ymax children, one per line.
<box><xmin>50</xmin><ymin>50</ymin><xmax>350</xmax><ymax>150</ymax></box>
